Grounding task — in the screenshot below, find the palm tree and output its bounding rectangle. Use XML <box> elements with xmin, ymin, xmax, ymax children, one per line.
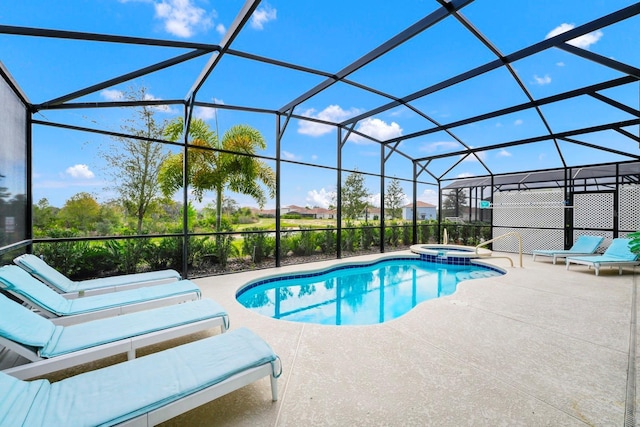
<box><xmin>159</xmin><ymin>117</ymin><xmax>276</xmax><ymax>231</ymax></box>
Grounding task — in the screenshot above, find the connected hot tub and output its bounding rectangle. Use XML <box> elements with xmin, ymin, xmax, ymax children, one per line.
<box><xmin>410</xmin><ymin>244</ymin><xmax>492</xmax><ymax>263</ymax></box>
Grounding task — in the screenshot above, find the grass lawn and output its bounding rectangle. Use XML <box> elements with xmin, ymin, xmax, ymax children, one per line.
<box><xmin>233</xmin><ymin>217</ymin><xmax>411</xmax><ymax>231</ymax></box>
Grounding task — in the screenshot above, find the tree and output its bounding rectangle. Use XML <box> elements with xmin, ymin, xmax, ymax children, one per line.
<box><xmin>101</xmin><ymin>86</ymin><xmax>168</xmax><ymax>233</ymax></box>
<box><xmin>159</xmin><ymin>117</ymin><xmax>276</xmax><ymax>231</ymax></box>
<box><xmin>441</xmin><ymin>188</ymin><xmax>469</xmax><ymax>219</ymax></box>
<box><xmin>384</xmin><ymin>177</ymin><xmax>406</xmax><ymax>220</ymax></box>
<box><xmin>222</xmin><ymin>198</ymin><xmax>239</xmax><ymax>216</ymax></box>
<box><xmin>341</xmin><ymin>170</ymin><xmax>370</xmax><ymax>220</ymax></box>
<box><xmin>58</xmin><ymin>192</ymin><xmax>100</xmax><ymax>232</ymax></box>
<box><xmin>33</xmin><ymin>198</ymin><xmax>59</xmax><ymax>232</ymax></box>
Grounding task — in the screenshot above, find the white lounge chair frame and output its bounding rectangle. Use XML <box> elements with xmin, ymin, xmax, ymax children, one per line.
<box><xmin>565</xmin><ymin>259</ymin><xmax>639</xmax><ymax>276</ymax></box>
<box><xmin>532</xmin><ymin>235</ymin><xmax>604</xmax><ymax>264</ymax></box>
<box><xmin>0</xmin><ymin>265</ymin><xmax>200</xmax><ymax>326</ymax></box>
<box><xmin>1</xmin><ymin>316</ymin><xmax>225</xmax><ymax>380</ymax></box>
<box><xmin>117</xmin><ymin>363</ymin><xmax>279</xmax><ymax>426</ymax></box>
<box><xmin>14</xmin><ymin>254</ymin><xmax>181</xmax><ymax>297</ymax></box>
<box><xmin>565</xmin><ymin>238</ymin><xmax>639</xmax><ymax>275</ymax></box>
<box><xmin>1</xmin><ymin>328</ymin><xmax>281</xmax><ymax>426</ymax></box>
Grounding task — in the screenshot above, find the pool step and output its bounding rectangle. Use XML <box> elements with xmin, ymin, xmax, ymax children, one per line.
<box><xmin>456</xmin><ymin>270</ymin><xmax>501</xmax><ymax>281</ymax></box>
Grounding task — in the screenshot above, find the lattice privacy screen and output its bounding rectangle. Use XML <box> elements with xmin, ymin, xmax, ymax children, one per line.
<box><xmin>492</xmin><ymin>190</ymin><xmax>564</xmax><ymax>253</ymax></box>
<box><xmin>491</xmin><ymin>188</ymin><xmax>634</xmax><ymax>254</ymax></box>
<box><xmin>493</xmin><ymin>227</ymin><xmax>563</xmax><ymax>254</ymax></box>
<box><xmin>620</xmin><ymin>184</ymin><xmax>640</xmax><ymax>232</ymax></box>
<box><xmin>574</xmin><ymin>192</ymin><xmax>613</xmax><ymax>229</ymax></box>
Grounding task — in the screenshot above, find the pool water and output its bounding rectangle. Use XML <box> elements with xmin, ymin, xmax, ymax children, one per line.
<box><xmin>236</xmin><ymin>258</ymin><xmax>503</xmax><ymax>326</ymax></box>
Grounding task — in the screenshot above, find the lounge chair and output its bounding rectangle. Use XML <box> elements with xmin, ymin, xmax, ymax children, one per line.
<box><xmin>0</xmin><ymin>265</ymin><xmax>201</xmax><ymax>325</ymax></box>
<box><xmin>0</xmin><ymin>292</ymin><xmax>229</xmax><ymax>380</ymax></box>
<box><xmin>565</xmin><ymin>238</ymin><xmax>639</xmax><ymax>275</ymax></box>
<box><xmin>14</xmin><ymin>254</ymin><xmax>181</xmax><ymax>296</ymax></box>
<box><xmin>0</xmin><ymin>327</ymin><xmax>281</xmax><ymax>426</ymax></box>
<box><xmin>532</xmin><ymin>235</ymin><xmax>604</xmax><ymax>264</ymax></box>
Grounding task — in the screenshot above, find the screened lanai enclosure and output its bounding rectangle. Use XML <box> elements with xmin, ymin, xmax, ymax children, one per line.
<box><xmin>0</xmin><ymin>1</ymin><xmax>639</xmax><ymax>279</ymax></box>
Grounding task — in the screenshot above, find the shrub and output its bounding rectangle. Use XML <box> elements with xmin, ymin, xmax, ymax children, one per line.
<box><xmin>418</xmin><ymin>222</ymin><xmax>433</xmax><ymax>243</ymax></box>
<box><xmin>360</xmin><ymin>224</ymin><xmax>375</xmax><ymax>250</ymax></box>
<box><xmin>212</xmin><ymin>234</ymin><xmax>236</xmax><ymax>269</ymax></box>
<box><xmin>145</xmin><ymin>237</ymin><xmax>181</xmax><ymax>271</ymax></box>
<box><xmin>241</xmin><ymin>228</ymin><xmax>275</xmax><ymax>263</ymax></box>
<box><xmin>402</xmin><ymin>224</ymin><xmax>412</xmax><ymax>246</ymax></box>
<box><xmin>105</xmin><ymin>237</ymin><xmax>152</xmax><ymax>274</ymax></box>
<box><xmin>317</xmin><ymin>228</ymin><xmax>336</xmax><ymax>254</ymax></box>
<box><xmin>629</xmin><ymin>231</ymin><xmax>640</xmax><ymax>255</ymax></box>
<box><xmin>290</xmin><ymin>228</ymin><xmax>316</xmax><ymax>256</ymax></box>
<box><xmin>342</xmin><ymin>224</ymin><xmax>358</xmax><ymax>252</ymax></box>
<box><xmin>34</xmin><ymin>237</ymin><xmax>114</xmax><ymax>280</ymax></box>
<box><xmin>385</xmin><ymin>223</ymin><xmax>400</xmax><ymax>247</ymax></box>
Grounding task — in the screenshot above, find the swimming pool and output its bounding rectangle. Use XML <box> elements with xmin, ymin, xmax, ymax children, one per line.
<box><xmin>236</xmin><ymin>257</ymin><xmax>503</xmax><ymax>326</ymax></box>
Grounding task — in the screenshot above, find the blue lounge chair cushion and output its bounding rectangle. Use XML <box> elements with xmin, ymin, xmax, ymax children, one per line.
<box><xmin>0</xmin><ymin>292</ymin><xmax>227</xmax><ymax>358</ymax></box>
<box><xmin>533</xmin><ymin>235</ymin><xmax>604</xmax><ymax>256</ymax></box>
<box><xmin>0</xmin><ymin>293</ymin><xmax>57</xmax><ymax>348</ymax></box>
<box><xmin>0</xmin><ymin>375</ymin><xmax>49</xmax><ymax>427</ymax></box>
<box><xmin>0</xmin><ymin>265</ymin><xmax>200</xmax><ymax>316</ymax></box>
<box><xmin>601</xmin><ymin>238</ymin><xmax>637</xmax><ymax>260</ymax></box>
<box><xmin>14</xmin><ymin>254</ymin><xmax>181</xmax><ymax>293</ymax></box>
<box><xmin>1</xmin><ymin>328</ymin><xmax>277</xmax><ymax>426</ymax></box>
<box><xmin>567</xmin><ymin>238</ymin><xmax>637</xmax><ymax>263</ymax></box>
<box><xmin>42</xmin><ymin>298</ymin><xmax>227</xmax><ymax>357</ymax></box>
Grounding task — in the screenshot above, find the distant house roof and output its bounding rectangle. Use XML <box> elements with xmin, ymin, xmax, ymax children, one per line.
<box><xmin>403</xmin><ymin>201</ymin><xmax>436</xmax><ymax>208</ymax></box>
<box><xmin>257</xmin><ymin>208</ymin><xmax>276</xmax><ymax>216</ymax></box>
<box><xmin>285</xmin><ymin>204</ymin><xmax>306</xmax><ymax>211</ymax></box>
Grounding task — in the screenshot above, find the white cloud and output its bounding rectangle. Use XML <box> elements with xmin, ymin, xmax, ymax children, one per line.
<box><xmin>419</xmin><ymin>188</ymin><xmax>438</xmax><ymax>206</ymax></box>
<box><xmin>66</xmin><ymin>164</ymin><xmax>95</xmax><ymax>179</ymax></box>
<box><xmin>545</xmin><ymin>23</ymin><xmax>603</xmax><ymax>49</ymax></box>
<box><xmin>556</xmin><ymin>61</ymin><xmax>565</xmax><ymax>67</ymax></box>
<box><xmin>101</xmin><ymin>88</ymin><xmax>175</xmax><ymax>112</ymax></box>
<box><xmin>351</xmin><ymin>118</ymin><xmax>402</xmax><ymax>143</ymax></box>
<box><xmin>546</xmin><ymin>23</ymin><xmax>574</xmax><ymax>39</ymax></box>
<box><xmin>497</xmin><ymin>149</ymin><xmax>512</xmax><ymax>157</ymax></box>
<box><xmin>100</xmin><ymin>89</ymin><xmax>124</xmax><ymax>101</ymax></box>
<box><xmin>194</xmin><ymin>106</ymin><xmax>216</xmax><ymax>120</ymax></box>
<box><xmin>195</xmin><ymin>98</ymin><xmax>224</xmax><ymax>121</ymax></box>
<box><xmin>154</xmin><ymin>0</ymin><xmax>212</xmax><ymax>38</ymax></box>
<box><xmin>298</xmin><ymin>105</ymin><xmax>362</xmax><ymax>136</ymax></box>
<box><xmin>514</xmin><ymin>119</ymin><xmax>523</xmax><ymax>126</ymax></box>
<box><xmin>251</xmin><ymin>4</ymin><xmax>277</xmax><ymax>30</ymax></box>
<box><xmin>143</xmin><ymin>92</ymin><xmax>176</xmax><ymax>114</ymax></box>
<box><xmin>368</xmin><ymin>193</ymin><xmax>382</xmax><ymax>209</ymax></box>
<box><xmin>215</xmin><ymin>23</ymin><xmax>226</xmax><ymax>35</ymax></box>
<box><xmin>420</xmin><ymin>140</ymin><xmax>460</xmax><ymax>153</ymax></box>
<box><xmin>389</xmin><ymin>107</ymin><xmax>405</xmax><ymax>117</ymax></box>
<box><xmin>282</xmin><ymin>151</ymin><xmax>300</xmax><ymax>161</ymax></box>
<box><xmin>533</xmin><ymin>74</ymin><xmax>551</xmax><ymax>85</ymax></box>
<box><xmin>306</xmin><ymin>188</ymin><xmax>335</xmax><ymax>209</ymax></box>
<box><xmin>461</xmin><ymin>149</ymin><xmax>486</xmax><ymax>162</ymax></box>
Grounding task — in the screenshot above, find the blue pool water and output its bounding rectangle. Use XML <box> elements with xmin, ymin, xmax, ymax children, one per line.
<box><xmin>236</xmin><ymin>257</ymin><xmax>503</xmax><ymax>326</ymax></box>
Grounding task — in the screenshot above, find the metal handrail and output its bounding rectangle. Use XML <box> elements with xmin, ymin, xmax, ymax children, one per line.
<box><xmin>476</xmin><ymin>231</ymin><xmax>523</xmax><ymax>267</ymax></box>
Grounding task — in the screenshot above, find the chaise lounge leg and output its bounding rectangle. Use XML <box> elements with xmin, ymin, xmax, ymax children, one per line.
<box><xmin>270</xmin><ymin>374</ymin><xmax>278</xmax><ymax>401</ymax></box>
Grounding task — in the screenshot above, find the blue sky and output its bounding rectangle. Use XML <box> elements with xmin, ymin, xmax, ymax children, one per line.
<box><xmin>1</xmin><ymin>0</ymin><xmax>639</xmax><ymax>210</ymax></box>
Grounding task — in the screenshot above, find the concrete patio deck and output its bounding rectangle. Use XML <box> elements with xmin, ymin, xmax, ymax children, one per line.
<box><xmin>4</xmin><ymin>250</ymin><xmax>637</xmax><ymax>426</ymax></box>
<box><xmin>162</xmin><ymin>251</ymin><xmax>638</xmax><ymax>426</ymax></box>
